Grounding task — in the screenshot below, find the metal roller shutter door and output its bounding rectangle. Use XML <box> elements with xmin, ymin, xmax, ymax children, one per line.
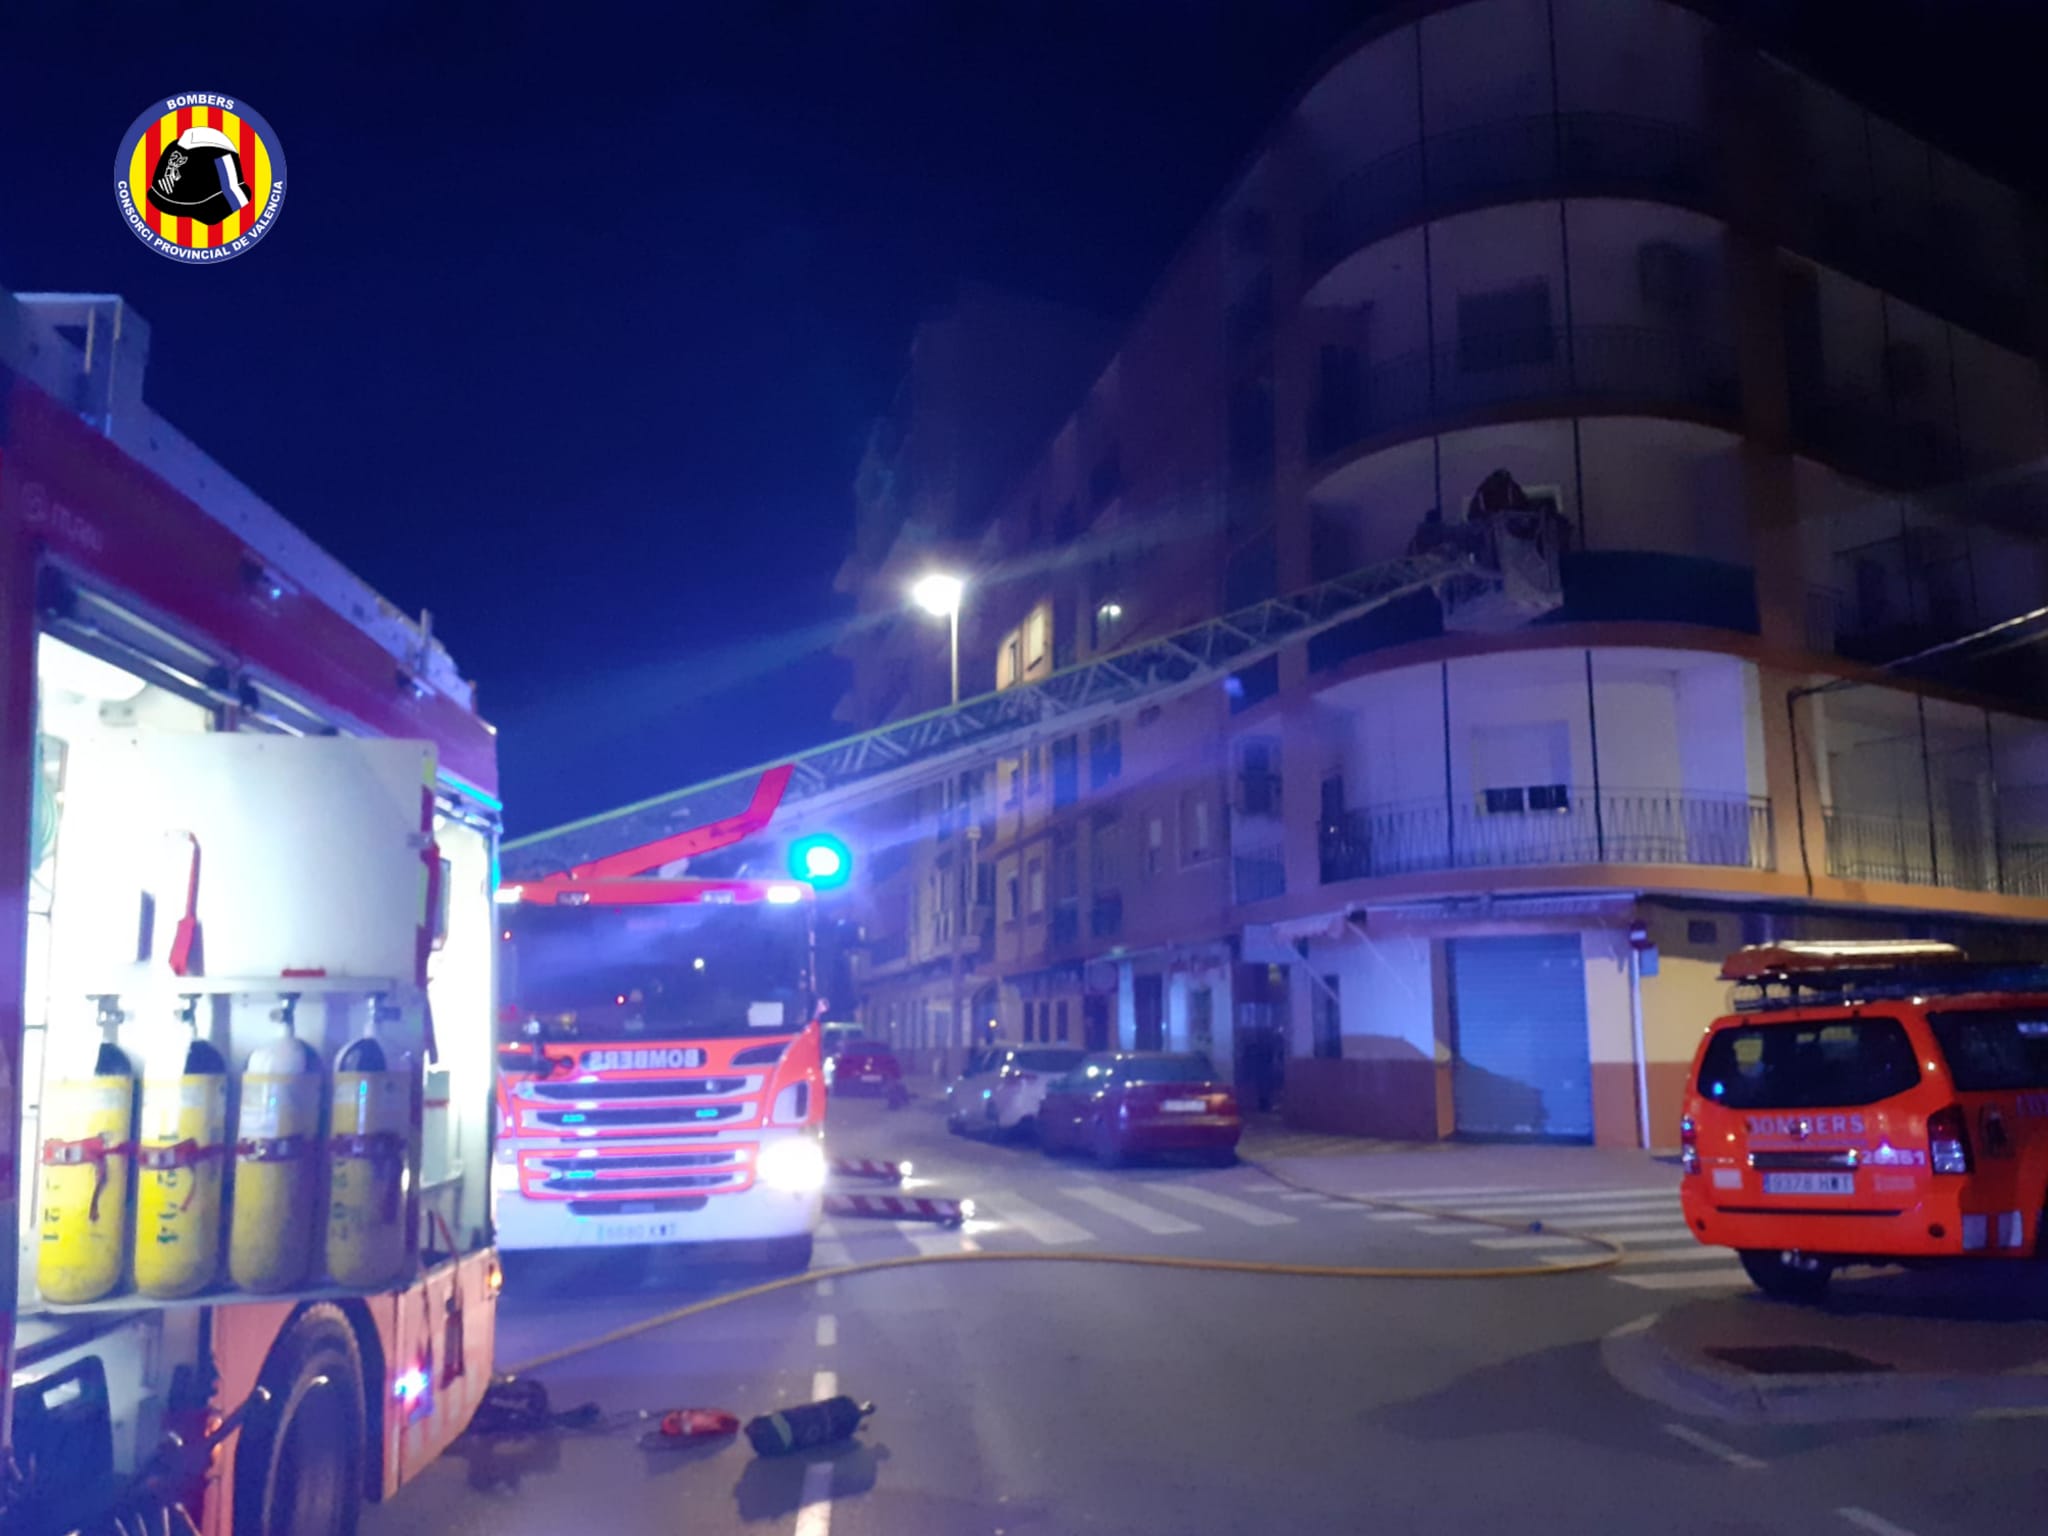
<box><xmin>1448</xmin><ymin>934</ymin><xmax>1593</xmax><ymax>1141</ymax></box>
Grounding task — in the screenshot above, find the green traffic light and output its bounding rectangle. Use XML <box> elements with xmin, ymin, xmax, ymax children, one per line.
<box><xmin>789</xmin><ymin>832</ymin><xmax>852</xmax><ymax>889</ymax></box>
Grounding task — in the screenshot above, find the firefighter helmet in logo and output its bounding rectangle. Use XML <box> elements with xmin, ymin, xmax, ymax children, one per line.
<box><xmin>114</xmin><ymin>94</ymin><xmax>287</xmax><ymax>263</ymax></box>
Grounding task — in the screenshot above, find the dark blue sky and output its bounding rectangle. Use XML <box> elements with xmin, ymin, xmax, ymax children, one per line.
<box><xmin>6</xmin><ymin>1</ymin><xmax>2040</xmax><ymax>835</ymax></box>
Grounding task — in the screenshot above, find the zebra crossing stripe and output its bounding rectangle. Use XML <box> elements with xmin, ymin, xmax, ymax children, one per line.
<box><xmin>979</xmin><ymin>1190</ymin><xmax>1094</xmax><ymax>1247</ymax></box>
<box><xmin>1061</xmin><ymin>1185</ymin><xmax>1200</xmax><ymax>1235</ymax></box>
<box><xmin>1148</xmin><ymin>1183</ymin><xmax>1298</xmax><ymax>1227</ymax></box>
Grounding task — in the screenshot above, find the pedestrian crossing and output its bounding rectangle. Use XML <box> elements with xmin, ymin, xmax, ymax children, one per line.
<box><xmin>816</xmin><ymin>1171</ymin><xmax>1751</xmax><ymax>1295</ymax></box>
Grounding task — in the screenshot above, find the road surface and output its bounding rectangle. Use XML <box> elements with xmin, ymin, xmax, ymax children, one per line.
<box><xmin>364</xmin><ymin>1097</ymin><xmax>2045</xmax><ymax>1536</ymax></box>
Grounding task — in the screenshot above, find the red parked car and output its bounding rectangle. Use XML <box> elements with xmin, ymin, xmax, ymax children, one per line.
<box><xmin>1038</xmin><ymin>1052</ymin><xmax>1241</xmax><ymax>1167</ymax></box>
<box><xmin>826</xmin><ymin>1037</ymin><xmax>907</xmax><ymax>1105</ymax></box>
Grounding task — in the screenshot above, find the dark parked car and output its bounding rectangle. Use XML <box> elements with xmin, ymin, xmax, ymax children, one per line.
<box><xmin>826</xmin><ymin>1037</ymin><xmax>906</xmax><ymax>1105</ymax></box>
<box><xmin>1038</xmin><ymin>1052</ymin><xmax>1241</xmax><ymax>1167</ymax></box>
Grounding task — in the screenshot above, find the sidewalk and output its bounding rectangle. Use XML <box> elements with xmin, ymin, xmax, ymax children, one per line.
<box><xmin>1239</xmin><ymin>1117</ymin><xmax>1678</xmax><ymax>1199</ymax></box>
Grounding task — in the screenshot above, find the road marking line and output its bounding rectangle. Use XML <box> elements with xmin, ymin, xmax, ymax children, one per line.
<box><xmin>1416</xmin><ymin>1221</ymin><xmax>1518</xmax><ymax>1236</ymax></box>
<box><xmin>1363</xmin><ymin>1211</ymin><xmax>1431</xmax><ymax>1222</ymax></box>
<box><xmin>909</xmin><ymin>1230</ymin><xmax>968</xmax><ymax>1256</ymax></box>
<box><xmin>1616</xmin><ymin>1268</ymin><xmax>1751</xmax><ymax>1290</ymax></box>
<box><xmin>1471</xmin><ymin>1233</ymin><xmax>1589</xmax><ymax>1250</ymax></box>
<box><xmin>794</xmin><ymin>1461</ymin><xmax>833</xmax><ymax>1536</ymax></box>
<box><xmin>1316</xmin><ymin>1184</ymin><xmax>1530</xmax><ymax>1200</ymax></box>
<box><xmin>979</xmin><ymin>1190</ymin><xmax>1095</xmax><ymax>1246</ymax></box>
<box><xmin>1663</xmin><ymin>1422</ymin><xmax>1766</xmax><ymax>1470</ymax></box>
<box><xmin>1542</xmin><ymin>1245</ymin><xmax>1729</xmax><ymax>1267</ymax></box>
<box><xmin>815</xmin><ymin>1277</ymin><xmax>835</xmax><ymax>1297</ymax></box>
<box><xmin>1061</xmin><ymin>1185</ymin><xmax>1201</xmax><ymax>1235</ymax></box>
<box><xmin>1464</xmin><ymin>1199</ymin><xmax>1676</xmax><ymax>1219</ymax></box>
<box><xmin>812</xmin><ymin>1368</ymin><xmax>837</xmax><ymax>1399</ymax></box>
<box><xmin>816</xmin><ymin>1314</ymin><xmax>837</xmax><ymax>1348</ymax></box>
<box><xmin>1148</xmin><ymin>1183</ymin><xmax>1298</xmax><ymax>1227</ymax></box>
<box><xmin>1454</xmin><ymin>1190</ymin><xmax>1676</xmax><ymax>1211</ymax></box>
<box><xmin>814</xmin><ymin>1240</ymin><xmax>852</xmax><ymax>1269</ymax></box>
<box><xmin>1277</xmin><ymin>1190</ymin><xmax>1326</xmax><ymax>1202</ymax></box>
<box><xmin>1838</xmin><ymin>1508</ymin><xmax>1919</xmax><ymax>1536</ymax></box>
<box><xmin>1422</xmin><ymin>1215</ymin><xmax>1681</xmax><ymax>1237</ymax></box>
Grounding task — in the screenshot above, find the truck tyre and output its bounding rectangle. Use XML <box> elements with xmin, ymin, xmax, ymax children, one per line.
<box><xmin>234</xmin><ymin>1303</ymin><xmax>366</xmax><ymax>1536</ymax></box>
<box><xmin>1738</xmin><ymin>1248</ymin><xmax>1833</xmax><ymax>1302</ymax></box>
<box><xmin>767</xmin><ymin>1233</ymin><xmax>816</xmax><ymax>1272</ymax></box>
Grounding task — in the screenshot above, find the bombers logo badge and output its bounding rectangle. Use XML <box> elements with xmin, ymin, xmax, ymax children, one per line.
<box><xmin>115</xmin><ymin>93</ymin><xmax>286</xmax><ymax>262</ymax></box>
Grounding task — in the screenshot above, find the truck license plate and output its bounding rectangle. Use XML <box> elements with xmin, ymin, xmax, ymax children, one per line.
<box><xmin>1762</xmin><ymin>1173</ymin><xmax>1853</xmax><ymax>1196</ymax></box>
<box><xmin>1162</xmin><ymin>1099</ymin><xmax>1205</xmax><ymax>1113</ymax></box>
<box><xmin>596</xmin><ymin>1222</ymin><xmax>680</xmax><ymax>1244</ymax></box>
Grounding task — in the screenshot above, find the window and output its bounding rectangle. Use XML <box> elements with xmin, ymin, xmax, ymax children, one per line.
<box><xmin>1929</xmin><ymin>1010</ymin><xmax>2048</xmax><ymax>1091</ymax></box>
<box><xmin>1006</xmin><ymin>874</ymin><xmax>1022</xmax><ymax>922</ymax></box>
<box><xmin>1457</xmin><ymin>282</ymin><xmax>1554</xmax><ymax>371</ymax></box>
<box><xmin>1053</xmin><ymin>832</ymin><xmax>1080</xmax><ymax>902</ymax></box>
<box><xmin>1181</xmin><ymin>792</ymin><xmax>1214</xmax><ymax>864</ymax></box>
<box><xmin>1051</xmin><ymin>736</ymin><xmax>1079</xmax><ymax>808</ymax></box>
<box><xmin>1027</xmin><ymin>860</ymin><xmax>1045</xmax><ymax>915</ymax></box>
<box><xmin>1113</xmin><ymin>1055</ymin><xmax>1218</xmax><ymax>1086</ymax></box>
<box><xmin>1023</xmin><ymin>1007</ymin><xmax>1035</xmax><ymax>1043</ymax></box>
<box><xmin>1090</xmin><ymin>812</ymin><xmax>1121</xmax><ymax>892</ymax></box>
<box><xmin>1001</xmin><ymin>631</ymin><xmax>1024</xmax><ymax>689</ymax></box>
<box><xmin>1479</xmin><ymin>785</ymin><xmax>1570</xmax><ymax>815</ymax></box>
<box><xmin>1001</xmin><ymin>755</ymin><xmax>1023</xmax><ymax>807</ymax></box>
<box><xmin>1695</xmin><ymin>1018</ymin><xmax>1921</xmax><ymax>1109</ymax></box>
<box><xmin>1028</xmin><ymin>606</ymin><xmax>1051</xmax><ymax>669</ymax></box>
<box><xmin>1313</xmin><ymin>977</ymin><xmax>1342</xmax><ymax>1060</ymax></box>
<box><xmin>1239</xmin><ymin>739</ymin><xmax>1281</xmax><ymax>816</ymax></box>
<box><xmin>1027</xmin><ymin>746</ymin><xmax>1042</xmax><ymax>795</ymax></box>
<box><xmin>1089</xmin><ymin>720</ymin><xmax>1122</xmax><ymax>788</ymax></box>
<box><xmin>1056</xmin><ymin>1000</ymin><xmax>1071</xmax><ymax>1042</ymax></box>
<box><xmin>1146</xmin><ymin>815</ymin><xmax>1166</xmax><ymax>875</ymax></box>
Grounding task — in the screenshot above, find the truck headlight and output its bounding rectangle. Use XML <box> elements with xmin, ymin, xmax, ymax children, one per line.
<box><xmin>756</xmin><ymin>1137</ymin><xmax>828</xmax><ymax>1193</ymax></box>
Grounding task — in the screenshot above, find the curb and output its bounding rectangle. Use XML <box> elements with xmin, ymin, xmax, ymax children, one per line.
<box><xmin>1602</xmin><ymin>1313</ymin><xmax>2048</xmax><ymax>1424</ymax></box>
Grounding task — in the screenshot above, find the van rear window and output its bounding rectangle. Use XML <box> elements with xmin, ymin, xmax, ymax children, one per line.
<box><xmin>1696</xmin><ymin>1017</ymin><xmax>1920</xmax><ymax>1109</ymax></box>
<box><xmin>1928</xmin><ymin>1009</ymin><xmax>2048</xmax><ymax>1092</ymax></box>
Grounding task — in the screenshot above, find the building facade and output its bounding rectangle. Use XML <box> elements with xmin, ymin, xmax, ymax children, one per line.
<box><xmin>840</xmin><ymin>0</ymin><xmax>2048</xmax><ymax>1148</ymax></box>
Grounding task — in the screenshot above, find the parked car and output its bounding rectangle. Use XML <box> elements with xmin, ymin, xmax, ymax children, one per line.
<box><xmin>1038</xmin><ymin>1052</ymin><xmax>1241</xmax><ymax>1167</ymax></box>
<box><xmin>826</xmin><ymin>1037</ymin><xmax>906</xmax><ymax>1104</ymax></box>
<box><xmin>1681</xmin><ymin>941</ymin><xmax>2048</xmax><ymax>1301</ymax></box>
<box><xmin>943</xmin><ymin>1045</ymin><xmax>1088</xmax><ymax>1137</ymax></box>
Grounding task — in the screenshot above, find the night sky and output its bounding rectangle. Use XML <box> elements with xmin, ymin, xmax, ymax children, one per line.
<box><xmin>5</xmin><ymin>0</ymin><xmax>2042</xmax><ymax>835</ymax></box>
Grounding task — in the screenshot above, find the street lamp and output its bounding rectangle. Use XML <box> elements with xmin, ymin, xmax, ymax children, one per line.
<box><xmin>910</xmin><ymin>571</ymin><xmax>967</xmax><ymax>705</ymax></box>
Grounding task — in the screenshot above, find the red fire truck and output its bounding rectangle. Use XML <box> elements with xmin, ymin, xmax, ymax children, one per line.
<box><xmin>493</xmin><ymin>769</ymin><xmax>831</xmax><ymax>1266</ymax></box>
<box><xmin>2</xmin><ymin>292</ymin><xmax>501</xmax><ymax>1535</ymax></box>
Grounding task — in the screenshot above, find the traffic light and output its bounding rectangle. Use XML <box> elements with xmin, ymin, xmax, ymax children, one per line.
<box><xmin>788</xmin><ymin>832</ymin><xmax>852</xmax><ymax>890</ymax></box>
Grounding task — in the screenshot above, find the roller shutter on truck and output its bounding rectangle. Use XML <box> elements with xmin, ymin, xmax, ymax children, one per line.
<box><xmin>1448</xmin><ymin>934</ymin><xmax>1593</xmax><ymax>1141</ymax></box>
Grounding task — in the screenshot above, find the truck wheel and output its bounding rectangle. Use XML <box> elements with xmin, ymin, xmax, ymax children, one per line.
<box><xmin>1738</xmin><ymin>1248</ymin><xmax>1833</xmax><ymax>1302</ymax></box>
<box><xmin>234</xmin><ymin>1304</ymin><xmax>366</xmax><ymax>1536</ymax></box>
<box><xmin>767</xmin><ymin>1234</ymin><xmax>815</xmax><ymax>1272</ymax></box>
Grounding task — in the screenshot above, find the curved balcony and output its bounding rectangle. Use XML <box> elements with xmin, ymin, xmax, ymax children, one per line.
<box><xmin>1303</xmin><ymin>113</ymin><xmax>1718</xmax><ymax>287</ymax></box>
<box><xmin>1823</xmin><ymin>808</ymin><xmax>2048</xmax><ymax>901</ymax></box>
<box><xmin>1306</xmin><ymin>324</ymin><xmax>1739</xmax><ymax>475</ymax></box>
<box><xmin>1319</xmin><ymin>788</ymin><xmax>1774</xmax><ymax>884</ymax></box>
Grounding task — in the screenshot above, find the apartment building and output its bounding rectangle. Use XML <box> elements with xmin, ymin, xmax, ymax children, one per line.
<box><xmin>842</xmin><ymin>0</ymin><xmax>2048</xmax><ymax>1148</ymax></box>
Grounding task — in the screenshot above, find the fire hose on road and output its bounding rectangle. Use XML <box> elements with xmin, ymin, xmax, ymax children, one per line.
<box><xmin>501</xmin><ymin>1161</ymin><xmax>1627</xmax><ymax>1377</ymax></box>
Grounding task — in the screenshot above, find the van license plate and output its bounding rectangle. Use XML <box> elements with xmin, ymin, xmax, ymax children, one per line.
<box><xmin>1762</xmin><ymin>1173</ymin><xmax>1853</xmax><ymax>1196</ymax></box>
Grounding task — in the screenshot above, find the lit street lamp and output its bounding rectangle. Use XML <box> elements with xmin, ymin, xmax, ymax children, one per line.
<box><xmin>910</xmin><ymin>571</ymin><xmax>967</xmax><ymax>705</ymax></box>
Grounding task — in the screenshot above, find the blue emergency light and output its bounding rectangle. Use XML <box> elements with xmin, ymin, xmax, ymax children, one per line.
<box><xmin>788</xmin><ymin>833</ymin><xmax>852</xmax><ymax>890</ymax></box>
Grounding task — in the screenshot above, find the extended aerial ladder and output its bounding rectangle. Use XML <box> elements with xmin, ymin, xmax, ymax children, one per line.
<box><xmin>501</xmin><ymin>500</ymin><xmax>1569</xmax><ymax>896</ymax></box>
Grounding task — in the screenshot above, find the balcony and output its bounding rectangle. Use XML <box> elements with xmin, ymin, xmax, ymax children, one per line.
<box><xmin>1822</xmin><ymin>808</ymin><xmax>2048</xmax><ymax>901</ymax></box>
<box><xmin>1788</xmin><ymin>387</ymin><xmax>1966</xmax><ymax>491</ymax></box>
<box><xmin>1307</xmin><ymin>325</ymin><xmax>1738</xmax><ymax>471</ymax></box>
<box><xmin>1319</xmin><ymin>788</ymin><xmax>1774</xmax><ymax>882</ymax></box>
<box><xmin>861</xmin><ymin>929</ymin><xmax>910</xmax><ymax>971</ymax></box>
<box><xmin>1303</xmin><ymin>113</ymin><xmax>1718</xmax><ymax>282</ymax></box>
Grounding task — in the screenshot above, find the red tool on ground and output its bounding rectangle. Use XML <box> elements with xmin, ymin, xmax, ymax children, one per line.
<box><xmin>641</xmin><ymin>1408</ymin><xmax>741</xmax><ymax>1450</ymax></box>
<box><xmin>823</xmin><ymin>1192</ymin><xmax>970</xmax><ymax>1227</ymax></box>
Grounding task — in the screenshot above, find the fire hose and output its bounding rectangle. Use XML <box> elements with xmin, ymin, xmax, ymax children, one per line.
<box><xmin>503</xmin><ymin>1162</ymin><xmax>1628</xmax><ymax>1377</ymax></box>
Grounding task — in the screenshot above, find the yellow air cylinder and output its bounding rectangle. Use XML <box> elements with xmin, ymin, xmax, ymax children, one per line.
<box><xmin>326</xmin><ymin>1019</ymin><xmax>412</xmax><ymax>1289</ymax></box>
<box><xmin>37</xmin><ymin>1006</ymin><xmax>138</xmax><ymax>1306</ymax></box>
<box><xmin>227</xmin><ymin>1006</ymin><xmax>325</xmax><ymax>1293</ymax></box>
<box><xmin>133</xmin><ymin>1012</ymin><xmax>229</xmax><ymax>1299</ymax></box>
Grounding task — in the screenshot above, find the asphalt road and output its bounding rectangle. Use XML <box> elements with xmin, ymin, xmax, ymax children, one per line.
<box><xmin>364</xmin><ymin>1097</ymin><xmax>2047</xmax><ymax>1536</ymax></box>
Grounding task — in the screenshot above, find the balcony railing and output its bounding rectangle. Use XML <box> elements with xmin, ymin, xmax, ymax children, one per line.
<box><xmin>1303</xmin><ymin>113</ymin><xmax>1717</xmax><ymax>279</ymax></box>
<box><xmin>1319</xmin><ymin>789</ymin><xmax>1774</xmax><ymax>882</ymax></box>
<box><xmin>1822</xmin><ymin>808</ymin><xmax>2048</xmax><ymax>900</ymax></box>
<box><xmin>1788</xmin><ymin>388</ymin><xmax>1966</xmax><ymax>491</ymax></box>
<box><xmin>1307</xmin><ymin>325</ymin><xmax>1738</xmax><ymax>467</ymax></box>
<box><xmin>1233</xmin><ymin>852</ymin><xmax>1287</xmax><ymax>905</ymax></box>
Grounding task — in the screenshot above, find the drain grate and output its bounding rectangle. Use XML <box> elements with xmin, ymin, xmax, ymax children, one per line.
<box><xmin>1704</xmin><ymin>1345</ymin><xmax>1895</xmax><ymax>1375</ymax></box>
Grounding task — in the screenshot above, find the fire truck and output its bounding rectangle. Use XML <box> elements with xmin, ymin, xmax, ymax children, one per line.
<box><xmin>491</xmin><ymin>779</ymin><xmax>832</xmax><ymax>1266</ymax></box>
<box><xmin>2</xmin><ymin>291</ymin><xmax>501</xmax><ymax>1536</ymax></box>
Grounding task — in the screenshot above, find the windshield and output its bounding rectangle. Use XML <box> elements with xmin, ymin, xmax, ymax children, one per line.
<box><xmin>1017</xmin><ymin>1048</ymin><xmax>1087</xmax><ymax>1073</ymax></box>
<box><xmin>1929</xmin><ymin>1007</ymin><xmax>2048</xmax><ymax>1091</ymax></box>
<box><xmin>1116</xmin><ymin>1056</ymin><xmax>1218</xmax><ymax>1085</ymax></box>
<box><xmin>1696</xmin><ymin>1017</ymin><xmax>1921</xmax><ymax>1110</ymax></box>
<box><xmin>504</xmin><ymin>900</ymin><xmax>812</xmax><ymax>1042</ymax></box>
